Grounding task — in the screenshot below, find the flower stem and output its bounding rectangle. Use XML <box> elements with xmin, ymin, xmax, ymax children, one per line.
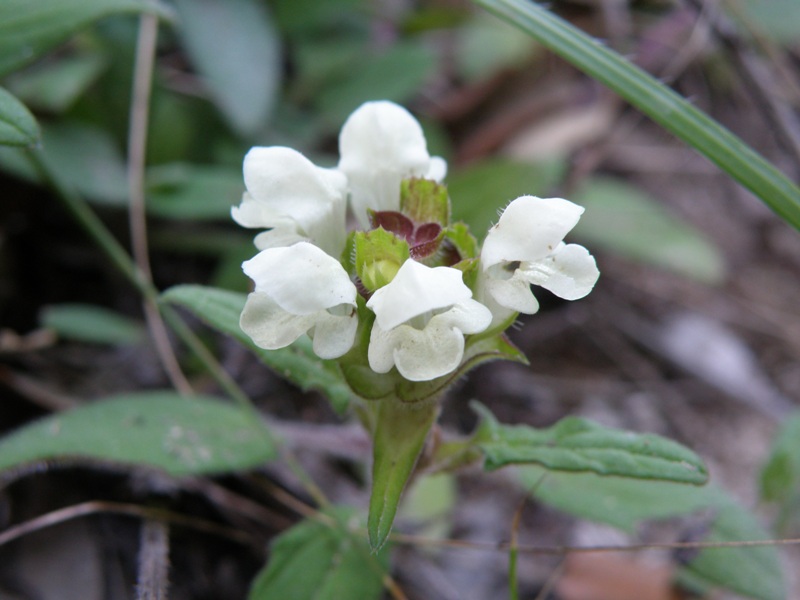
<box><xmin>26</xmin><ymin>148</ymin><xmax>254</xmax><ymax>412</ymax></box>
<box><xmin>128</xmin><ymin>12</ymin><xmax>193</xmax><ymax>396</ymax></box>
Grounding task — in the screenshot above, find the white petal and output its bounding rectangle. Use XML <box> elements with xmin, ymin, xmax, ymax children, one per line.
<box><xmin>367</xmin><ymin>299</ymin><xmax>490</xmax><ymax>381</ymax></box>
<box><xmin>231</xmin><ymin>192</ymin><xmax>292</xmax><ymax>229</ymax></box>
<box><xmin>239</xmin><ymin>146</ymin><xmax>347</xmax><ymax>255</ymax></box>
<box><xmin>434</xmin><ymin>298</ymin><xmax>493</xmax><ymax>335</ymax></box>
<box><xmin>368</xmin><ymin>319</ymin><xmax>466</xmax><ymax>382</ymax></box>
<box><xmin>392</xmin><ymin>320</ymin><xmax>466</xmax><ymax>381</ymax></box>
<box><xmin>426</xmin><ymin>156</ymin><xmax>448</xmax><ymax>182</ymax></box>
<box><xmin>253</xmin><ymin>227</ymin><xmax>308</xmax><ymax>250</ymax></box>
<box><xmin>242</xmin><ymin>242</ymin><xmax>356</xmax><ymax>315</ymax></box>
<box><xmin>481</xmin><ymin>196</ymin><xmax>585</xmax><ymax>269</ymax></box>
<box><xmin>485</xmin><ymin>273</ymin><xmax>540</xmax><ymax>314</ymax></box>
<box><xmin>366</xmin><ymin>260</ymin><xmax>472</xmax><ymax>331</ymax></box>
<box><xmin>239</xmin><ymin>292</ymin><xmax>315</xmax><ymax>349</ymax></box>
<box><xmin>311</xmin><ymin>308</ymin><xmax>358</xmax><ymax>359</ymax></box>
<box><xmin>519</xmin><ymin>243</ymin><xmax>599</xmax><ymax>300</ymax></box>
<box><xmin>338</xmin><ymin>101</ymin><xmax>434</xmax><ymax>227</ymax></box>
<box><xmin>366</xmin><ymin>322</ymin><xmax>398</xmax><ymax>375</ymax></box>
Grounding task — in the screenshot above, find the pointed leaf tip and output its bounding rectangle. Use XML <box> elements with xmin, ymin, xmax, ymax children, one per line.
<box><xmin>368</xmin><ymin>399</ymin><xmax>439</xmax><ymax>550</ymax></box>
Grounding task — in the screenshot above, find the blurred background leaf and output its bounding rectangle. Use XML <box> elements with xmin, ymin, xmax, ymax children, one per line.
<box><xmin>0</xmin><ymin>392</ymin><xmax>276</xmax><ymax>477</ymax></box>
<box><xmin>249</xmin><ymin>507</ymin><xmax>389</xmax><ymax>600</ymax></box>
<box><xmin>145</xmin><ymin>163</ymin><xmax>242</xmax><ymax>220</ymax></box>
<box><xmin>173</xmin><ymin>0</ymin><xmax>281</xmax><ymax>138</ymax></box>
<box><xmin>729</xmin><ymin>0</ymin><xmax>800</xmax><ymax>45</ymax></box>
<box><xmin>0</xmin><ymin>0</ymin><xmax>170</xmax><ymax>77</ymax></box>
<box><xmin>519</xmin><ymin>467</ymin><xmax>785</xmax><ymax>600</ymax></box>
<box><xmin>40</xmin><ymin>303</ymin><xmax>145</xmax><ymax>345</ymax></box>
<box><xmin>5</xmin><ymin>50</ymin><xmax>108</xmax><ymax>114</ymax></box>
<box><xmin>572</xmin><ymin>177</ymin><xmax>727</xmax><ymax>284</ymax></box>
<box><xmin>0</xmin><ymin>121</ymin><xmax>128</xmax><ymax>205</ymax></box>
<box><xmin>0</xmin><ymin>85</ymin><xmax>40</xmax><ymax>146</ymax></box>
<box><xmin>448</xmin><ymin>159</ymin><xmax>566</xmax><ymax>236</ymax></box>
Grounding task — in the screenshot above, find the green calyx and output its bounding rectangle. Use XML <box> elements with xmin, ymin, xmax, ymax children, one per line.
<box><xmin>400</xmin><ymin>178</ymin><xmax>450</xmax><ymax>226</ymax></box>
<box><xmin>354</xmin><ymin>228</ymin><xmax>410</xmax><ymax>292</ymax></box>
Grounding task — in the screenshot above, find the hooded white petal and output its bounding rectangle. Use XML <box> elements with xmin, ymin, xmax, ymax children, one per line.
<box><xmin>243</xmin><ymin>242</ymin><xmax>356</xmax><ymax>314</ymax></box>
<box><xmin>366</xmin><ymin>260</ymin><xmax>491</xmax><ymax>381</ymax></box>
<box><xmin>233</xmin><ymin>146</ymin><xmax>348</xmax><ymax>256</ymax></box>
<box><xmin>338</xmin><ymin>101</ymin><xmax>446</xmax><ymax>227</ymax></box>
<box><xmin>366</xmin><ymin>260</ymin><xmax>472</xmax><ymax>331</ymax></box>
<box><xmin>481</xmin><ymin>196</ymin><xmax>584</xmax><ymax>269</ymax></box>
<box><xmin>480</xmin><ymin>196</ymin><xmax>598</xmax><ymax>314</ymax></box>
<box><xmin>240</xmin><ymin>242</ymin><xmax>357</xmax><ymax>358</ymax></box>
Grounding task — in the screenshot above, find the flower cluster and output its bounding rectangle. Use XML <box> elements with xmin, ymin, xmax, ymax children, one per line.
<box><xmin>234</xmin><ymin>101</ymin><xmax>599</xmax><ymax>386</ymax></box>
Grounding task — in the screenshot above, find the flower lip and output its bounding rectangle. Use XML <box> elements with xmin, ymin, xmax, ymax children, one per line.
<box><xmin>367</xmin><ymin>297</ymin><xmax>492</xmax><ymax>381</ymax></box>
<box><xmin>366</xmin><ymin>259</ymin><xmax>472</xmax><ymax>331</ymax></box>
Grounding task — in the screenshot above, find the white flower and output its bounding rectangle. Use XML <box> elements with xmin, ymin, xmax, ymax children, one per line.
<box><xmin>480</xmin><ymin>196</ymin><xmax>599</xmax><ymax>315</ymax></box>
<box><xmin>338</xmin><ymin>101</ymin><xmax>447</xmax><ymax>228</ymax></box>
<box><xmin>232</xmin><ymin>146</ymin><xmax>348</xmax><ymax>257</ymax></box>
<box><xmin>240</xmin><ymin>242</ymin><xmax>357</xmax><ymax>359</ymax></box>
<box><xmin>366</xmin><ymin>260</ymin><xmax>492</xmax><ymax>381</ymax></box>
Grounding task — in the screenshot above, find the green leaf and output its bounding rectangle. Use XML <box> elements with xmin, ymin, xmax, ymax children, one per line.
<box><xmin>40</xmin><ymin>303</ymin><xmax>144</xmax><ymax>345</ymax></box>
<box><xmin>5</xmin><ymin>51</ymin><xmax>108</xmax><ymax>114</ymax></box>
<box><xmin>457</xmin><ymin>13</ymin><xmax>538</xmax><ymax>81</ymax></box>
<box><xmin>369</xmin><ymin>398</ymin><xmax>440</xmax><ymax>551</ymax></box>
<box><xmin>448</xmin><ymin>158</ymin><xmax>566</xmax><ymax>240</ymax></box>
<box><xmin>475</xmin><ymin>403</ymin><xmax>708</xmax><ymax>484</ymax></box>
<box><xmin>730</xmin><ymin>0</ymin><xmax>800</xmax><ymax>45</ymax></box>
<box><xmin>174</xmin><ymin>0</ymin><xmax>281</xmax><ymax>137</ymax></box>
<box><xmin>0</xmin><ymin>121</ymin><xmax>128</xmax><ymax>204</ymax></box>
<box><xmin>400</xmin><ymin>473</ymin><xmax>457</xmax><ymax>540</ymax></box>
<box><xmin>471</xmin><ymin>0</ymin><xmax>800</xmax><ymax>231</ymax></box>
<box><xmin>0</xmin><ymin>391</ymin><xmax>275</xmax><ymax>477</ymax></box>
<box><xmin>760</xmin><ymin>412</ymin><xmax>800</xmax><ymax>508</ymax></box>
<box><xmin>0</xmin><ymin>86</ymin><xmax>40</xmax><ymax>147</ymax></box>
<box><xmin>519</xmin><ymin>465</ymin><xmax>720</xmax><ymax>530</ymax></box>
<box><xmin>679</xmin><ymin>505</ymin><xmax>785</xmax><ymax>600</ymax></box>
<box><xmin>518</xmin><ymin>467</ymin><xmax>785</xmax><ymax>600</ymax></box>
<box><xmin>272</xmin><ymin>0</ymin><xmax>362</xmax><ymax>34</ymax></box>
<box><xmin>0</xmin><ymin>0</ymin><xmax>171</xmax><ymax>78</ymax></box>
<box><xmin>146</xmin><ymin>163</ymin><xmax>243</xmax><ymax>220</ymax></box>
<box><xmin>572</xmin><ymin>177</ymin><xmax>726</xmax><ymax>283</ymax></box>
<box><xmin>161</xmin><ymin>285</ymin><xmax>353</xmax><ymax>414</ymax></box>
<box><xmin>317</xmin><ymin>40</ymin><xmax>436</xmax><ymax>127</ymax></box>
<box><xmin>249</xmin><ymin>506</ymin><xmax>389</xmax><ymax>600</ymax></box>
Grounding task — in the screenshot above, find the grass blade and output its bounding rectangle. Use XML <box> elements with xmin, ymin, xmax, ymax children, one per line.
<box><xmin>471</xmin><ymin>0</ymin><xmax>800</xmax><ymax>231</ymax></box>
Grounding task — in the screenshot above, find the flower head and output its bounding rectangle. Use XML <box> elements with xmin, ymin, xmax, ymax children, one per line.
<box><xmin>480</xmin><ymin>196</ymin><xmax>599</xmax><ymax>315</ymax></box>
<box><xmin>338</xmin><ymin>101</ymin><xmax>446</xmax><ymax>228</ymax></box>
<box><xmin>366</xmin><ymin>259</ymin><xmax>491</xmax><ymax>381</ymax></box>
<box><xmin>232</xmin><ymin>146</ymin><xmax>348</xmax><ymax>257</ymax></box>
<box><xmin>240</xmin><ymin>242</ymin><xmax>357</xmax><ymax>359</ymax></box>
